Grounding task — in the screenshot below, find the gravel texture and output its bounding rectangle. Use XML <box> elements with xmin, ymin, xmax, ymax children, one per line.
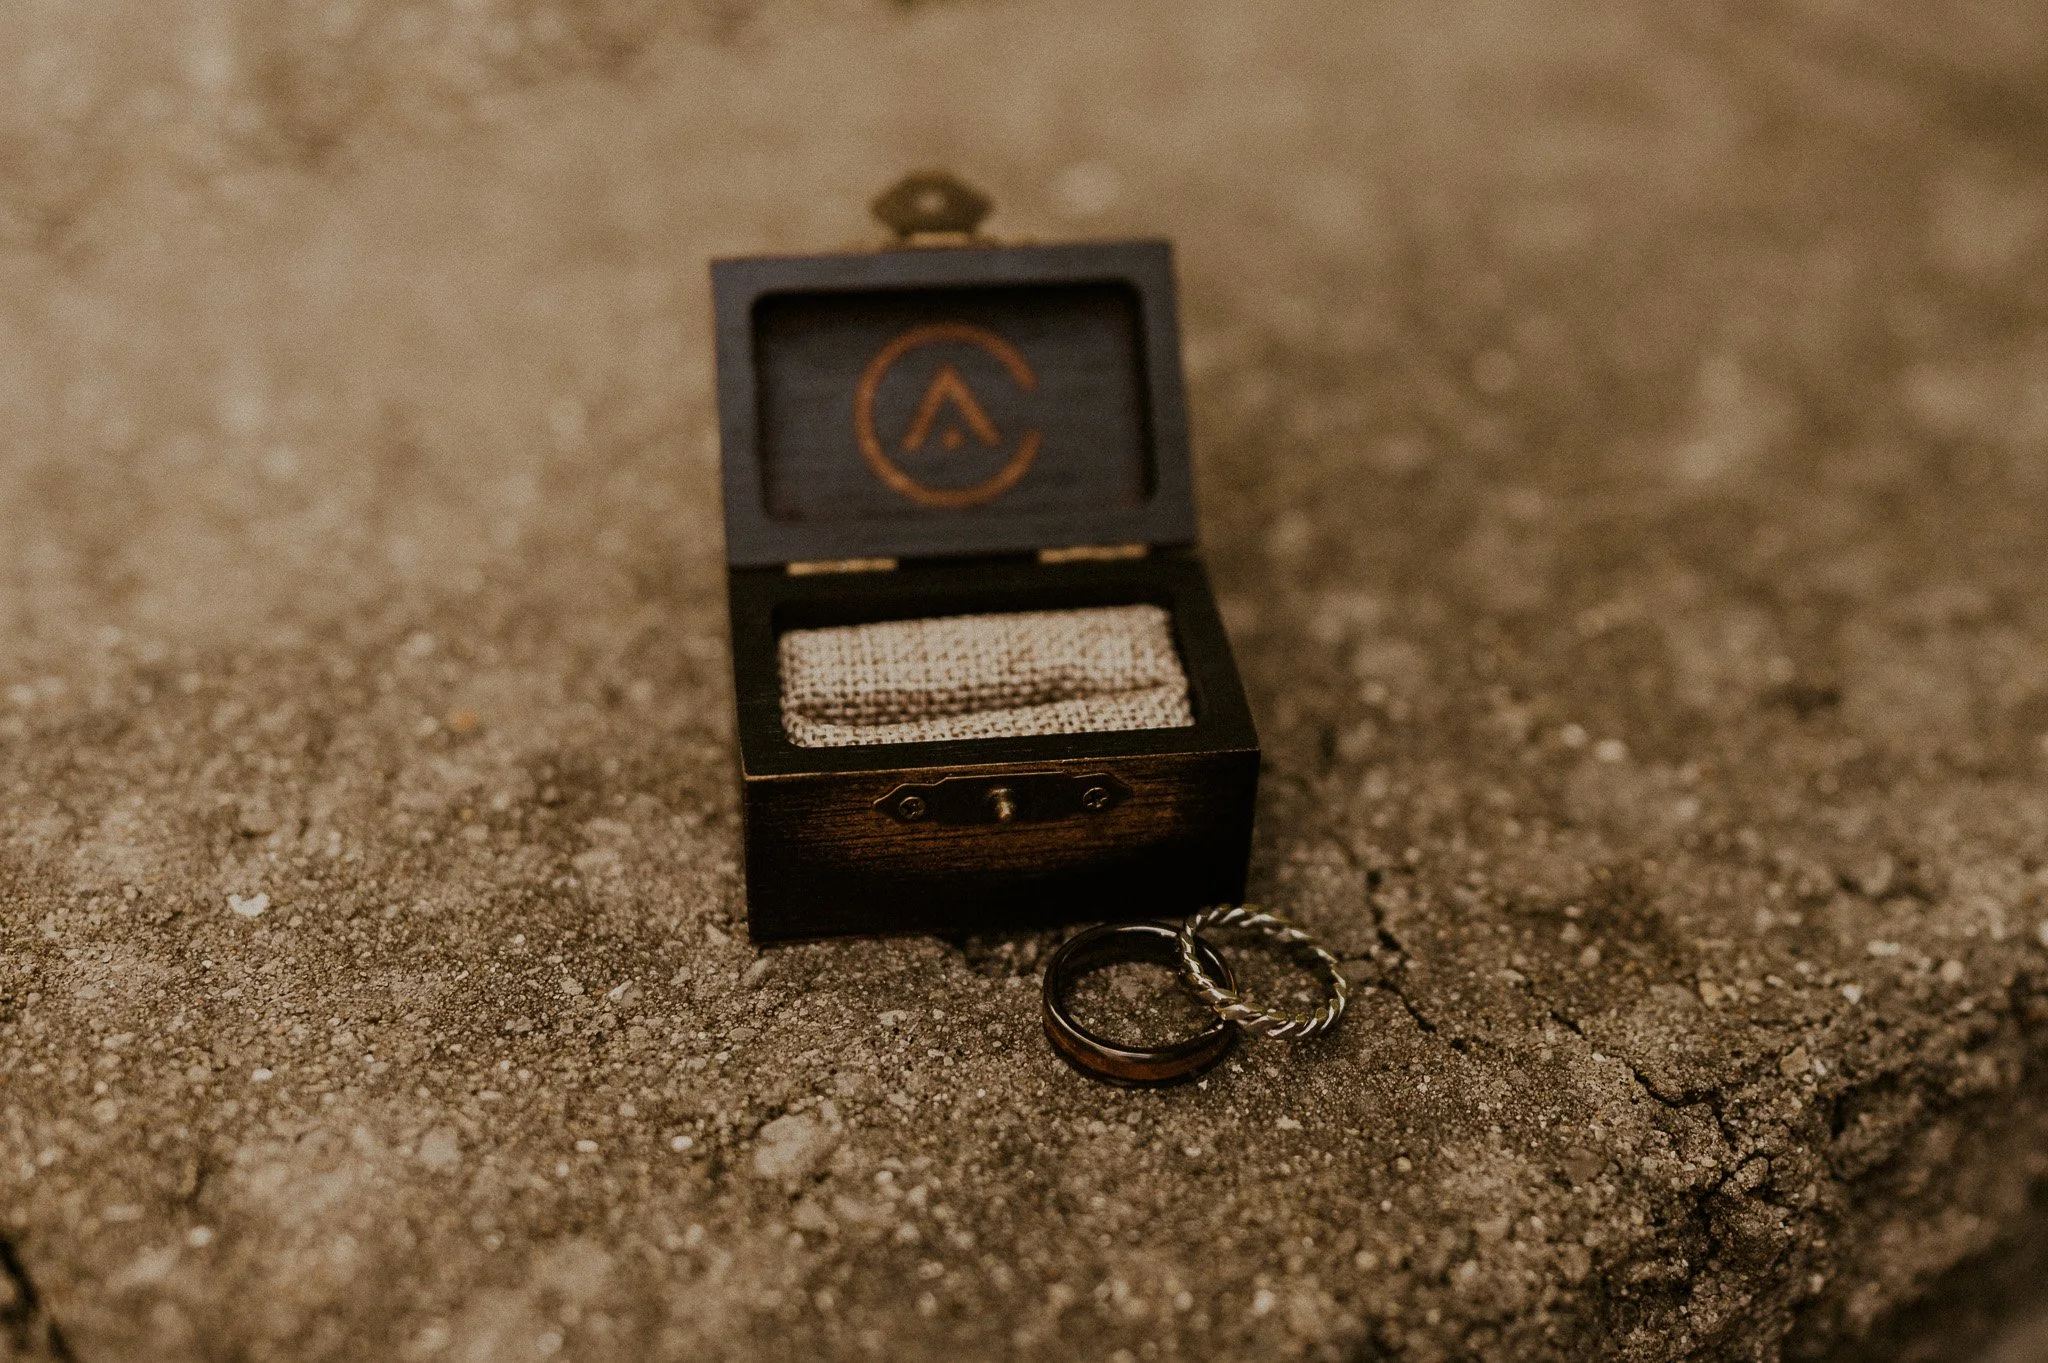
<box><xmin>4</xmin><ymin>2</ymin><xmax>2048</xmax><ymax>1360</ymax></box>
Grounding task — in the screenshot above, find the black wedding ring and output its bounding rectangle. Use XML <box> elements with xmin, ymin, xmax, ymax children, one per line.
<box><xmin>1042</xmin><ymin>922</ymin><xmax>1239</xmax><ymax>1086</ymax></box>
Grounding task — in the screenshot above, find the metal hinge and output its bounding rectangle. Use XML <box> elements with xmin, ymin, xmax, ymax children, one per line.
<box><xmin>1037</xmin><ymin>544</ymin><xmax>1149</xmax><ymax>565</ymax></box>
<box><xmin>786</xmin><ymin>557</ymin><xmax>899</xmax><ymax>576</ymax></box>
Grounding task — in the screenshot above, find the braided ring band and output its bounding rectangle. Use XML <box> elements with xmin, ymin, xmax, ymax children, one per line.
<box><xmin>1175</xmin><ymin>905</ymin><xmax>1349</xmax><ymax>1040</ymax></box>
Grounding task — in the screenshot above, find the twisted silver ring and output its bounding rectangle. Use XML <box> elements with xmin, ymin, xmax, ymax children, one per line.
<box><xmin>1175</xmin><ymin>905</ymin><xmax>1349</xmax><ymax>1040</ymax></box>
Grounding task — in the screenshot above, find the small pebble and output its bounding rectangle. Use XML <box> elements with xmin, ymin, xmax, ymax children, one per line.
<box><xmin>228</xmin><ymin>893</ymin><xmax>269</xmax><ymax>919</ymax></box>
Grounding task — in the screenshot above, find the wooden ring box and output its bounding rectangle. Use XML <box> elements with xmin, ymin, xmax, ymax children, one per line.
<box><xmin>711</xmin><ymin>206</ymin><xmax>1259</xmax><ymax>940</ymax></box>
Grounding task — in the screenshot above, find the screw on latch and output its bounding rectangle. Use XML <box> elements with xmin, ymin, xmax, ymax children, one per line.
<box><xmin>1081</xmin><ymin>786</ymin><xmax>1111</xmax><ymax>812</ymax></box>
<box><xmin>987</xmin><ymin>786</ymin><xmax>1018</xmax><ymax>823</ymax></box>
<box><xmin>897</xmin><ymin>795</ymin><xmax>927</xmax><ymax>821</ymax></box>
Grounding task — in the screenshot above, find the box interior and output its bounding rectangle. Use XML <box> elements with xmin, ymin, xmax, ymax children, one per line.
<box><xmin>726</xmin><ymin>552</ymin><xmax>1258</xmax><ymax>778</ymax></box>
<box><xmin>776</xmin><ymin>603</ymin><xmax>1195</xmax><ymax>749</ymax></box>
<box><xmin>712</xmin><ymin>242</ymin><xmax>1198</xmax><ymax>567</ymax></box>
<box><xmin>752</xmin><ymin>282</ymin><xmax>1156</xmax><ymax>526</ymax></box>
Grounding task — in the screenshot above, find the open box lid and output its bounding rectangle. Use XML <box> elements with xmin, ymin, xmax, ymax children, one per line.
<box><xmin>711</xmin><ymin>237</ymin><xmax>1198</xmax><ymax>568</ymax></box>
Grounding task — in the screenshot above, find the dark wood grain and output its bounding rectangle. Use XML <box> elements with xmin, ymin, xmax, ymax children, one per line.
<box><xmin>711</xmin><ymin>242</ymin><xmax>1197</xmax><ymax>567</ymax></box>
<box><xmin>754</xmin><ymin>282</ymin><xmax>1153</xmax><ymax>522</ymax></box>
<box><xmin>713</xmin><ymin>238</ymin><xmax>1254</xmax><ymax>939</ymax></box>
<box><xmin>726</xmin><ymin>551</ymin><xmax>1259</xmax><ymax>939</ymax></box>
<box><xmin>741</xmin><ymin>748</ymin><xmax>1257</xmax><ymax>940</ymax></box>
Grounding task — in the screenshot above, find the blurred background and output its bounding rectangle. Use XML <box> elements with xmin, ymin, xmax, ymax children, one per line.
<box><xmin>4</xmin><ymin>2</ymin><xmax>2048</xmax><ymax>1359</ymax></box>
<box><xmin>5</xmin><ymin>0</ymin><xmax>2043</xmax><ymax>669</ymax></box>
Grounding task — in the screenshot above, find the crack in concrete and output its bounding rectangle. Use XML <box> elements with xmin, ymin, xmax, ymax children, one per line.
<box><xmin>1310</xmin><ymin>791</ymin><xmax>1747</xmax><ymax>1152</ymax></box>
<box><xmin>1315</xmin><ymin>820</ymin><xmax>1797</xmax><ymax>1346</ymax></box>
<box><xmin>1345</xmin><ymin>939</ymin><xmax>1446</xmax><ymax>1040</ymax></box>
<box><xmin>1523</xmin><ymin>984</ymin><xmax>1744</xmax><ymax>1155</ymax></box>
<box><xmin>1324</xmin><ymin>836</ymin><xmax>1445</xmax><ymax>1041</ymax></box>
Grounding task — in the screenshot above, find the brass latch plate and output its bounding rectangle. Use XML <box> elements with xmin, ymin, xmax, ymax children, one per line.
<box><xmin>875</xmin><ymin>772</ymin><xmax>1132</xmax><ymax>826</ymax></box>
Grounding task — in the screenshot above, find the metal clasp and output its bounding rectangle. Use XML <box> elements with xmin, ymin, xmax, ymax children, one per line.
<box><xmin>876</xmin><ymin>772</ymin><xmax>1131</xmax><ymax>826</ymax></box>
<box><xmin>871</xmin><ymin>171</ymin><xmax>993</xmax><ymax>248</ymax></box>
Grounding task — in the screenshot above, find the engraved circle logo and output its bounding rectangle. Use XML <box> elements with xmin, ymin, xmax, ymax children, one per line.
<box><xmin>853</xmin><ymin>322</ymin><xmax>1041</xmax><ymax>509</ymax></box>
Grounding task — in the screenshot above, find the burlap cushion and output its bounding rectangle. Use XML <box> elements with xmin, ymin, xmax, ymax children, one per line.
<box><xmin>778</xmin><ymin>604</ymin><xmax>1194</xmax><ymax>748</ymax></box>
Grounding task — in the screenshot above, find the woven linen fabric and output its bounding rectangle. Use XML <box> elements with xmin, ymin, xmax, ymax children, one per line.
<box><xmin>778</xmin><ymin>604</ymin><xmax>1195</xmax><ymax>748</ymax></box>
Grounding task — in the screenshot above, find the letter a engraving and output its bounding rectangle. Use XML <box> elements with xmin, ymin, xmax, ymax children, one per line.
<box><xmin>900</xmin><ymin>364</ymin><xmax>1002</xmax><ymax>454</ymax></box>
<box><xmin>853</xmin><ymin>322</ymin><xmax>1043</xmax><ymax>509</ymax></box>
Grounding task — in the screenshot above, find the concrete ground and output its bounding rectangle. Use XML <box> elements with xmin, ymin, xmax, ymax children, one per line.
<box><xmin>4</xmin><ymin>1</ymin><xmax>2048</xmax><ymax>1359</ymax></box>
